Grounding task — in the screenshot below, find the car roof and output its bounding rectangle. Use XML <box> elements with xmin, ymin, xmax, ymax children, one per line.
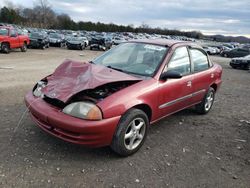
<box><xmin>129</xmin><ymin>39</ymin><xmax>200</xmax><ymax>48</ymax></box>
<box><xmin>0</xmin><ymin>26</ymin><xmax>13</xmax><ymax>29</ymax></box>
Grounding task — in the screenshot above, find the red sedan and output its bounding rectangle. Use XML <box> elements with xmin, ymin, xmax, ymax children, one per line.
<box><xmin>25</xmin><ymin>39</ymin><xmax>222</xmax><ymax>156</ymax></box>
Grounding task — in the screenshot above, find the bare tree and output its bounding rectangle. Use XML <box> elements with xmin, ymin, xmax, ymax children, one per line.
<box><xmin>34</xmin><ymin>0</ymin><xmax>56</xmax><ymax>28</ymax></box>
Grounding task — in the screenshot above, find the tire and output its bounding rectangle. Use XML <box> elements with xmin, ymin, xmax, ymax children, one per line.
<box><xmin>90</xmin><ymin>47</ymin><xmax>93</xmax><ymax>50</ymax></box>
<box><xmin>21</xmin><ymin>43</ymin><xmax>27</xmax><ymax>52</ymax></box>
<box><xmin>224</xmin><ymin>53</ymin><xmax>228</xmax><ymax>58</ymax></box>
<box><xmin>41</xmin><ymin>45</ymin><xmax>46</xmax><ymax>50</ymax></box>
<box><xmin>111</xmin><ymin>108</ymin><xmax>149</xmax><ymax>156</ymax></box>
<box><xmin>1</xmin><ymin>43</ymin><xmax>10</xmax><ymax>54</ymax></box>
<box><xmin>195</xmin><ymin>87</ymin><xmax>215</xmax><ymax>114</ymax></box>
<box><xmin>245</xmin><ymin>64</ymin><xmax>250</xmax><ymax>70</ymax></box>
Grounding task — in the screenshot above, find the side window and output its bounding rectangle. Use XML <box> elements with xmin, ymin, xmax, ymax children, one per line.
<box><xmin>190</xmin><ymin>49</ymin><xmax>209</xmax><ymax>72</ymax></box>
<box><xmin>166</xmin><ymin>47</ymin><xmax>191</xmax><ymax>75</ymax></box>
<box><xmin>10</xmin><ymin>29</ymin><xmax>17</xmax><ymax>37</ymax></box>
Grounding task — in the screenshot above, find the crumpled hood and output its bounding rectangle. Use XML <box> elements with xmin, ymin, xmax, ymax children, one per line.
<box><xmin>42</xmin><ymin>60</ymin><xmax>142</xmax><ymax>103</ymax></box>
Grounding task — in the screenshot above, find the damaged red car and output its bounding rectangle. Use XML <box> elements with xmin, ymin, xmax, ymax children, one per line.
<box><xmin>25</xmin><ymin>40</ymin><xmax>222</xmax><ymax>156</ymax></box>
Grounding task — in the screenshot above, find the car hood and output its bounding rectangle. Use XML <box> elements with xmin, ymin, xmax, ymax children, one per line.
<box><xmin>42</xmin><ymin>60</ymin><xmax>142</xmax><ymax>103</ymax></box>
<box><xmin>0</xmin><ymin>35</ymin><xmax>8</xmax><ymax>41</ymax></box>
<box><xmin>68</xmin><ymin>41</ymin><xmax>81</xmax><ymax>45</ymax></box>
<box><xmin>232</xmin><ymin>56</ymin><xmax>250</xmax><ymax>60</ymax></box>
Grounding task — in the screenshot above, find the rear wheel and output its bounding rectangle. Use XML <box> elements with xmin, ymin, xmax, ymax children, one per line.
<box><xmin>111</xmin><ymin>108</ymin><xmax>149</xmax><ymax>156</ymax></box>
<box><xmin>1</xmin><ymin>43</ymin><xmax>10</xmax><ymax>54</ymax></box>
<box><xmin>224</xmin><ymin>53</ymin><xmax>228</xmax><ymax>57</ymax></box>
<box><xmin>21</xmin><ymin>43</ymin><xmax>27</xmax><ymax>52</ymax></box>
<box><xmin>195</xmin><ymin>87</ymin><xmax>215</xmax><ymax>114</ymax></box>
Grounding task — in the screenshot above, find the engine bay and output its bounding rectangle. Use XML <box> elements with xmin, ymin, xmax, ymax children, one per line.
<box><xmin>69</xmin><ymin>81</ymin><xmax>139</xmax><ymax>104</ymax></box>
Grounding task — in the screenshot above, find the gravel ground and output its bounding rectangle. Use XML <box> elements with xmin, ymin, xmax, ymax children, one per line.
<box><xmin>0</xmin><ymin>47</ymin><xmax>249</xmax><ymax>188</ymax></box>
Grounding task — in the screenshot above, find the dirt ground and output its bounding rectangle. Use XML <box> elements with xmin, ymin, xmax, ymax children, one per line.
<box><xmin>0</xmin><ymin>47</ymin><xmax>249</xmax><ymax>188</ymax></box>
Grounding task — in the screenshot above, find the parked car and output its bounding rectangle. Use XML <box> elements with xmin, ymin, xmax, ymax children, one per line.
<box><xmin>25</xmin><ymin>40</ymin><xmax>222</xmax><ymax>156</ymax></box>
<box><xmin>89</xmin><ymin>36</ymin><xmax>112</xmax><ymax>50</ymax></box>
<box><xmin>0</xmin><ymin>26</ymin><xmax>30</xmax><ymax>53</ymax></box>
<box><xmin>28</xmin><ymin>32</ymin><xmax>49</xmax><ymax>49</ymax></box>
<box><xmin>112</xmin><ymin>37</ymin><xmax>126</xmax><ymax>45</ymax></box>
<box><xmin>220</xmin><ymin>48</ymin><xmax>250</xmax><ymax>58</ymax></box>
<box><xmin>230</xmin><ymin>55</ymin><xmax>250</xmax><ymax>70</ymax></box>
<box><xmin>49</xmin><ymin>33</ymin><xmax>65</xmax><ymax>47</ymax></box>
<box><xmin>66</xmin><ymin>37</ymin><xmax>87</xmax><ymax>50</ymax></box>
<box><xmin>203</xmin><ymin>46</ymin><xmax>217</xmax><ymax>55</ymax></box>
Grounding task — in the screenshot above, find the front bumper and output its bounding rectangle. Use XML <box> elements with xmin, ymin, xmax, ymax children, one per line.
<box><xmin>25</xmin><ymin>92</ymin><xmax>120</xmax><ymax>147</ymax></box>
<box><xmin>230</xmin><ymin>61</ymin><xmax>248</xmax><ymax>68</ymax></box>
<box><xmin>67</xmin><ymin>43</ymin><xmax>82</xmax><ymax>49</ymax></box>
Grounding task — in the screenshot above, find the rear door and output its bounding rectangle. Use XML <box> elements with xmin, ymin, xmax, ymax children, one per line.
<box><xmin>189</xmin><ymin>48</ymin><xmax>213</xmax><ymax>104</ymax></box>
<box><xmin>158</xmin><ymin>46</ymin><xmax>194</xmax><ymax>117</ymax></box>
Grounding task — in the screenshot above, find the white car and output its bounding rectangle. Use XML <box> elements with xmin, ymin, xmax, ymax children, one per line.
<box><xmin>203</xmin><ymin>46</ymin><xmax>217</xmax><ymax>55</ymax></box>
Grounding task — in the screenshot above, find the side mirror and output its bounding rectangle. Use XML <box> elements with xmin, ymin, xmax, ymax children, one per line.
<box><xmin>160</xmin><ymin>70</ymin><xmax>182</xmax><ymax>80</ymax></box>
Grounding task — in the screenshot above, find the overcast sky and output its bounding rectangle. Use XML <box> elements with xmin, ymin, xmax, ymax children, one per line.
<box><xmin>2</xmin><ymin>0</ymin><xmax>250</xmax><ymax>37</ymax></box>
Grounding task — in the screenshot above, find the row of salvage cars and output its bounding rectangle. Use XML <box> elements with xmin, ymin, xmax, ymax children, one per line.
<box><xmin>27</xmin><ymin>31</ymin><xmax>112</xmax><ymax>51</ymax></box>
<box><xmin>25</xmin><ymin>39</ymin><xmax>223</xmax><ymax>156</ymax></box>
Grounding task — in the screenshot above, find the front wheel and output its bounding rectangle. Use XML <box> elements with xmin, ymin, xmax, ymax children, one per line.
<box><xmin>1</xmin><ymin>43</ymin><xmax>10</xmax><ymax>53</ymax></box>
<box><xmin>195</xmin><ymin>87</ymin><xmax>215</xmax><ymax>114</ymax></box>
<box><xmin>111</xmin><ymin>108</ymin><xmax>149</xmax><ymax>156</ymax></box>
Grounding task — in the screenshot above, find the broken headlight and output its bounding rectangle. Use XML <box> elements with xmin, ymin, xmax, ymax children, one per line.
<box><xmin>62</xmin><ymin>102</ymin><xmax>102</xmax><ymax>120</ymax></box>
<box><xmin>33</xmin><ymin>81</ymin><xmax>46</xmax><ymax>98</ymax></box>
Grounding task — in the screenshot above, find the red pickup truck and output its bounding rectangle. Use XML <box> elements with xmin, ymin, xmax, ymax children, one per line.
<box><xmin>0</xmin><ymin>26</ymin><xmax>30</xmax><ymax>53</ymax></box>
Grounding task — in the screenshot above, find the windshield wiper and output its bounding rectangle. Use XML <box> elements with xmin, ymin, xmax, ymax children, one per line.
<box><xmin>107</xmin><ymin>65</ymin><xmax>124</xmax><ymax>72</ymax></box>
<box><xmin>89</xmin><ymin>61</ymin><xmax>95</xmax><ymax>64</ymax></box>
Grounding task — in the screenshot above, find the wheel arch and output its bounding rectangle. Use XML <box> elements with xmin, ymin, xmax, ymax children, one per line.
<box><xmin>210</xmin><ymin>83</ymin><xmax>217</xmax><ymax>92</ymax></box>
<box><xmin>130</xmin><ymin>103</ymin><xmax>152</xmax><ymax>122</ymax></box>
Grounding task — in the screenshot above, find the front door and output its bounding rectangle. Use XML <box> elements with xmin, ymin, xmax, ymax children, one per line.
<box><xmin>9</xmin><ymin>29</ymin><xmax>19</xmax><ymax>48</ymax></box>
<box><xmin>158</xmin><ymin>46</ymin><xmax>194</xmax><ymax>117</ymax></box>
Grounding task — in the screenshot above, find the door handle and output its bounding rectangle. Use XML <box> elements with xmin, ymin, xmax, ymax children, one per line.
<box><xmin>187</xmin><ymin>81</ymin><xmax>192</xmax><ymax>87</ymax></box>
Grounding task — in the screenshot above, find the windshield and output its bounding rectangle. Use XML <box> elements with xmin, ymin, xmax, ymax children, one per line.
<box><xmin>49</xmin><ymin>33</ymin><xmax>61</xmax><ymax>38</ymax></box>
<box><xmin>93</xmin><ymin>43</ymin><xmax>168</xmax><ymax>76</ymax></box>
<box><xmin>30</xmin><ymin>32</ymin><xmax>43</xmax><ymax>38</ymax></box>
<box><xmin>0</xmin><ymin>28</ymin><xmax>8</xmax><ymax>36</ymax></box>
<box><xmin>70</xmin><ymin>37</ymin><xmax>83</xmax><ymax>41</ymax></box>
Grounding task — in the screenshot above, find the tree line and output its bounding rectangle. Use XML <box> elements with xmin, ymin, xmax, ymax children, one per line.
<box><xmin>0</xmin><ymin>0</ymin><xmax>204</xmax><ymax>39</ymax></box>
<box><xmin>1</xmin><ymin>0</ymin><xmax>249</xmax><ymax>43</ymax></box>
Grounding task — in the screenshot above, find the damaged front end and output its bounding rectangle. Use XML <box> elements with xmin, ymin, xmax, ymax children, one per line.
<box><xmin>31</xmin><ymin>60</ymin><xmax>142</xmax><ymax>121</ymax></box>
<box><xmin>33</xmin><ymin>80</ymin><xmax>139</xmax><ymax>120</ymax></box>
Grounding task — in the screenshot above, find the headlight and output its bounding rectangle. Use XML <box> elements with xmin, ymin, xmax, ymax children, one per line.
<box><xmin>62</xmin><ymin>102</ymin><xmax>102</xmax><ymax>120</ymax></box>
<box><xmin>33</xmin><ymin>81</ymin><xmax>46</xmax><ymax>97</ymax></box>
